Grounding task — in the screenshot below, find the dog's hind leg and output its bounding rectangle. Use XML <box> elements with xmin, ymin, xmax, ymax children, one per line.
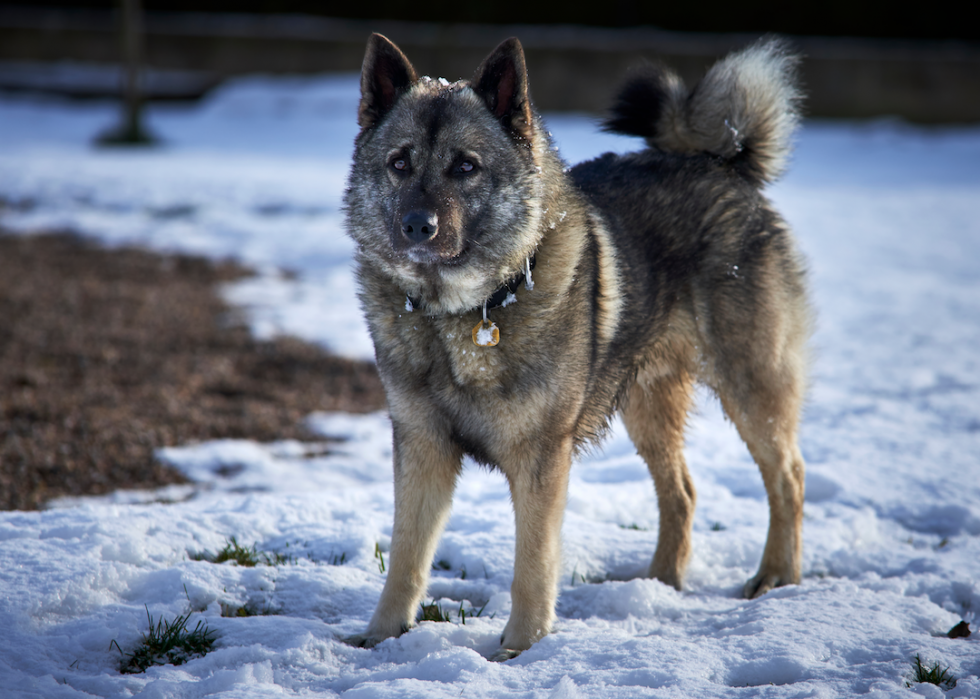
<box><xmin>346</xmin><ymin>416</ymin><xmax>462</xmax><ymax>647</ymax></box>
<box><xmin>493</xmin><ymin>436</ymin><xmax>574</xmax><ymax>661</ymax></box>
<box><xmin>710</xmin><ymin>310</ymin><xmax>808</xmax><ymax>599</ymax></box>
<box><xmin>620</xmin><ymin>365</ymin><xmax>697</xmax><ymax>590</ymax></box>
<box><xmin>717</xmin><ymin>376</ymin><xmax>806</xmax><ymax>598</ymax></box>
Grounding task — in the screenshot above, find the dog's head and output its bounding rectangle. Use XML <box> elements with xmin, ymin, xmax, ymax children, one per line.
<box><xmin>345</xmin><ymin>34</ymin><xmax>556</xmax><ymax>314</ymax></box>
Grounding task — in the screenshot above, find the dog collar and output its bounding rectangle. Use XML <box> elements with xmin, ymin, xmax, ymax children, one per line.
<box><xmin>484</xmin><ymin>254</ymin><xmax>536</xmax><ymax>311</ymax></box>
<box><xmin>405</xmin><ymin>255</ymin><xmax>536</xmax><ymax>347</ymax></box>
<box><xmin>405</xmin><ymin>254</ymin><xmax>536</xmax><ymax>315</ymax></box>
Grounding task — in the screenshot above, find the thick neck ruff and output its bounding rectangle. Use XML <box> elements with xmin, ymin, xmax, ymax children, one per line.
<box><xmin>406</xmin><ymin>255</ymin><xmax>536</xmax><ymax>315</ymax></box>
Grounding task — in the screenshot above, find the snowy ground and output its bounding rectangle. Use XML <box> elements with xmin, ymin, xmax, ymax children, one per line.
<box><xmin>1</xmin><ymin>68</ymin><xmax>979</xmax><ymax>698</ymax></box>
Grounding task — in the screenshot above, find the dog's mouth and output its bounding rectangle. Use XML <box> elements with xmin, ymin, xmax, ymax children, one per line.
<box><xmin>400</xmin><ymin>237</ymin><xmax>471</xmax><ymax>267</ymax></box>
<box><xmin>404</xmin><ymin>246</ymin><xmax>464</xmax><ymax>266</ymax></box>
<box><xmin>436</xmin><ymin>242</ymin><xmax>472</xmax><ymax>266</ymax></box>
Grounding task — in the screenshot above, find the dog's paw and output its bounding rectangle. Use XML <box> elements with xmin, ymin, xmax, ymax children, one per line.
<box><xmin>648</xmin><ymin>563</ymin><xmax>684</xmax><ymax>592</ymax></box>
<box><xmin>743</xmin><ymin>572</ymin><xmax>792</xmax><ymax>599</ymax></box>
<box><xmin>342</xmin><ymin>619</ymin><xmax>414</xmax><ymax>649</ymax></box>
<box><xmin>489</xmin><ymin>647</ymin><xmax>522</xmax><ymax>662</ymax></box>
<box><xmin>342</xmin><ymin>633</ymin><xmax>384</xmax><ymax>649</ymax></box>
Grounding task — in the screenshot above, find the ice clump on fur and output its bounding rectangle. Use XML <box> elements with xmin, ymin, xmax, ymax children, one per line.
<box><xmin>603</xmin><ymin>38</ymin><xmax>802</xmax><ymax>184</ymax></box>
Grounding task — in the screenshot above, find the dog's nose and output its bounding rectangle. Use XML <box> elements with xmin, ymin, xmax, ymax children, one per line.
<box><xmin>401</xmin><ymin>211</ymin><xmax>438</xmax><ymax>243</ymax></box>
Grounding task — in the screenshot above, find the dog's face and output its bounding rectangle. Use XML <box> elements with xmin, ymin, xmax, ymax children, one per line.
<box><xmin>373</xmin><ymin>86</ymin><xmax>511</xmax><ymax>267</ymax></box>
<box><xmin>345</xmin><ymin>35</ymin><xmax>549</xmax><ymax>314</ymax></box>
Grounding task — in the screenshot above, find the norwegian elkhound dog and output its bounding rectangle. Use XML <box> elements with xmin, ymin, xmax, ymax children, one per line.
<box><xmin>344</xmin><ymin>33</ymin><xmax>810</xmax><ymax>660</ymax></box>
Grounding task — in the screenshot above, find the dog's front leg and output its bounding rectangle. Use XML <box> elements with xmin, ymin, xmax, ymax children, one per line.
<box><xmin>346</xmin><ymin>419</ymin><xmax>462</xmax><ymax>647</ymax></box>
<box><xmin>493</xmin><ymin>437</ymin><xmax>573</xmax><ymax>661</ymax></box>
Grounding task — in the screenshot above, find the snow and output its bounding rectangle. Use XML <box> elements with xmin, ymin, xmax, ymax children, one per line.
<box><xmin>2</xmin><ymin>70</ymin><xmax>980</xmax><ymax>697</ymax></box>
<box><xmin>475</xmin><ymin>322</ymin><xmax>499</xmax><ymax>347</ymax></box>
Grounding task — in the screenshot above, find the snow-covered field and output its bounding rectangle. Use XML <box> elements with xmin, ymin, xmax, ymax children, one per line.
<box><xmin>1</xmin><ymin>68</ymin><xmax>979</xmax><ymax>697</ymax></box>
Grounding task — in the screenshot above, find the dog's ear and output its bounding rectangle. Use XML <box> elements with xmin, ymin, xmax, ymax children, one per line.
<box><xmin>358</xmin><ymin>33</ymin><xmax>418</xmax><ymax>130</ymax></box>
<box><xmin>472</xmin><ymin>38</ymin><xmax>533</xmax><ymax>142</ymax></box>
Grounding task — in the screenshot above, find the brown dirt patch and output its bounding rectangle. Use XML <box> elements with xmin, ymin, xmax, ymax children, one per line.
<box><xmin>0</xmin><ymin>231</ymin><xmax>385</xmax><ymax>511</ymax></box>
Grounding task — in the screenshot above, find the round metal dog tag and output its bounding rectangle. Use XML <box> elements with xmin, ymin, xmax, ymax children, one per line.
<box><xmin>472</xmin><ymin>319</ymin><xmax>499</xmax><ymax>346</ymax></box>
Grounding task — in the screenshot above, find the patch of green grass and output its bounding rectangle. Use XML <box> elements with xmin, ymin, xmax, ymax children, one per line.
<box><xmin>374</xmin><ymin>542</ymin><xmax>386</xmax><ymax>573</ymax></box>
<box><xmin>908</xmin><ymin>654</ymin><xmax>957</xmax><ymax>690</ymax></box>
<box><xmin>618</xmin><ymin>523</ymin><xmax>648</xmax><ymax>531</ymax></box>
<box><xmin>417</xmin><ymin>600</ymin><xmax>492</xmax><ymax>625</ymax></box>
<box><xmin>458</xmin><ymin>600</ymin><xmax>491</xmax><ymax>624</ymax></box>
<box><xmin>418</xmin><ymin>600</ymin><xmax>454</xmax><ymax>623</ymax></box>
<box><xmin>190</xmin><ymin>536</ymin><xmax>292</xmax><ymax>567</ymax></box>
<box><xmin>111</xmin><ymin>607</ymin><xmax>216</xmax><ymax>674</ymax></box>
<box><xmin>328</xmin><ymin>550</ymin><xmax>347</xmax><ymax>565</ymax></box>
<box><xmin>710</xmin><ymin>521</ymin><xmax>727</xmax><ymax>531</ymax></box>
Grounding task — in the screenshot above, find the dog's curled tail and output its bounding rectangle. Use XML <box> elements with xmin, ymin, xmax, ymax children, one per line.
<box><xmin>603</xmin><ymin>38</ymin><xmax>802</xmax><ymax>185</ymax></box>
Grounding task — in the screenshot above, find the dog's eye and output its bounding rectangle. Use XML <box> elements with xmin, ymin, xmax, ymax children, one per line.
<box><xmin>458</xmin><ymin>161</ymin><xmax>475</xmax><ymax>174</ymax></box>
<box><xmin>391</xmin><ymin>158</ymin><xmax>408</xmax><ymax>172</ymax></box>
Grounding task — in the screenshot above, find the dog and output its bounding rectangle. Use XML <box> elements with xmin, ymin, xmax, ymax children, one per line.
<box><xmin>343</xmin><ymin>33</ymin><xmax>810</xmax><ymax>660</ymax></box>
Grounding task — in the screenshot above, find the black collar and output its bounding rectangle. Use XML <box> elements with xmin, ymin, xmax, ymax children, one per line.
<box><xmin>408</xmin><ymin>255</ymin><xmax>536</xmax><ymax>314</ymax></box>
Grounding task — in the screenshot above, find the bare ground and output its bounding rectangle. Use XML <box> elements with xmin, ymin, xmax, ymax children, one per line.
<box><xmin>0</xmin><ymin>231</ymin><xmax>385</xmax><ymax>511</ymax></box>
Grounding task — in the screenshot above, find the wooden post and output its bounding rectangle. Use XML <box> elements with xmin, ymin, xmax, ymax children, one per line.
<box><xmin>98</xmin><ymin>0</ymin><xmax>156</xmax><ymax>144</ymax></box>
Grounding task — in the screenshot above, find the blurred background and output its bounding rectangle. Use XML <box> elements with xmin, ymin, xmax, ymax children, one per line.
<box><xmin>1</xmin><ymin>0</ymin><xmax>977</xmax><ymax>122</ymax></box>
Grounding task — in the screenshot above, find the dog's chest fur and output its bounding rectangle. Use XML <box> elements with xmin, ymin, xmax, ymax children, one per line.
<box><xmin>380</xmin><ymin>294</ymin><xmax>522</xmax><ymax>389</ymax></box>
<box><xmin>433</xmin><ymin>315</ymin><xmax>506</xmax><ymax>387</ymax></box>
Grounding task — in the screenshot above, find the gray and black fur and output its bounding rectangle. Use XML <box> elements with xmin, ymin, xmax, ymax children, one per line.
<box><xmin>344</xmin><ymin>34</ymin><xmax>811</xmax><ymax>661</ymax></box>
